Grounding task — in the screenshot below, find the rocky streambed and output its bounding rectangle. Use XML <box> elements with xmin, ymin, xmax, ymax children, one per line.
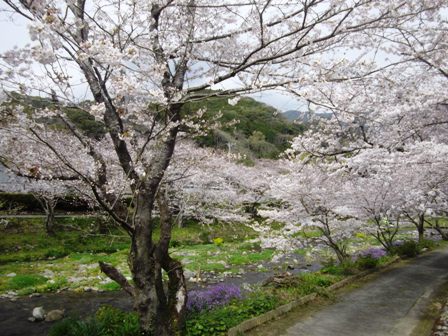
<box><xmin>0</xmin><ymin>252</ymin><xmax>317</xmax><ymax>336</ymax></box>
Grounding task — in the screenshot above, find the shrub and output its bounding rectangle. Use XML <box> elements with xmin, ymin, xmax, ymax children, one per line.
<box><xmin>212</xmin><ymin>237</ymin><xmax>224</xmax><ymax>247</ymax></box>
<box><xmin>198</xmin><ymin>231</ymin><xmax>211</xmax><ymax>244</ymax></box>
<box><xmin>357</xmin><ymin>247</ymin><xmax>387</xmax><ymax>260</ymax></box>
<box><xmin>296</xmin><ymin>273</ymin><xmax>334</xmax><ymax>295</ymax></box>
<box><xmin>186</xmin><ymin>291</ymin><xmax>279</xmax><ymax>336</ymax></box>
<box><xmin>391</xmin><ymin>240</ymin><xmax>420</xmax><ymax>258</ymax></box>
<box><xmin>187</xmin><ymin>284</ymin><xmax>242</xmax><ymax>312</ymax></box>
<box><xmin>355</xmin><ymin>232</ymin><xmax>368</xmax><ymax>240</ymax></box>
<box><xmin>418</xmin><ymin>239</ymin><xmax>436</xmax><ymax>250</ymax></box>
<box><xmin>354</xmin><ymin>247</ymin><xmax>386</xmax><ymax>270</ymax></box>
<box><xmin>321</xmin><ymin>261</ymin><xmax>356</xmax><ymax>276</ymax></box>
<box><xmin>49</xmin><ymin>305</ymin><xmax>142</xmax><ymax>336</ymax></box>
<box><xmin>95</xmin><ymin>306</ymin><xmax>141</xmax><ymax>336</ymax></box>
<box><xmin>356</xmin><ymin>256</ymin><xmax>378</xmax><ymax>270</ymax></box>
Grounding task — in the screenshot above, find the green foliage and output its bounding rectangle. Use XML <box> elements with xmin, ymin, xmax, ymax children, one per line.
<box><xmin>296</xmin><ymin>273</ymin><xmax>334</xmax><ymax>295</ymax></box>
<box><xmin>391</xmin><ymin>240</ymin><xmax>420</xmax><ymax>258</ymax></box>
<box><xmin>227</xmin><ymin>249</ymin><xmax>274</xmax><ymax>265</ymax></box>
<box><xmin>98</xmin><ymin>281</ymin><xmax>121</xmax><ymax>291</ymax></box>
<box><xmin>8</xmin><ymin>274</ymin><xmax>48</xmax><ymax>290</ymax></box>
<box><xmin>188</xmin><ymin>95</ymin><xmax>304</xmax><ymax>159</ymax></box>
<box><xmin>355</xmin><ymin>232</ymin><xmax>368</xmax><ymax>240</ymax></box>
<box><xmin>0</xmin><ymin>220</ymin><xmax>130</xmax><ymax>264</ymax></box>
<box><xmin>418</xmin><ymin>239</ymin><xmax>436</xmax><ymax>250</ymax></box>
<box><xmin>49</xmin><ymin>306</ymin><xmax>142</xmax><ymax>336</ymax></box>
<box><xmin>3</xmin><ymin>93</ymin><xmax>106</xmax><ymax>140</ymax></box>
<box><xmin>321</xmin><ymin>261</ymin><xmax>357</xmax><ymax>276</ymax></box>
<box><xmin>186</xmin><ymin>292</ymin><xmax>280</xmax><ymax>336</ymax></box>
<box><xmin>213</xmin><ymin>237</ymin><xmax>224</xmax><ymax>247</ymax></box>
<box><xmin>64</xmin><ymin>107</ymin><xmax>106</xmax><ymax>139</ymax></box>
<box><xmin>356</xmin><ymin>256</ymin><xmax>379</xmax><ymax>270</ymax></box>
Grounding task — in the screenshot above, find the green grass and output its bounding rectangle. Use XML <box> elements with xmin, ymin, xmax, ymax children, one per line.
<box><xmin>48</xmin><ymin>271</ymin><xmax>344</xmax><ymax>336</ymax></box>
<box><xmin>292</xmin><ymin>229</ymin><xmax>323</xmax><ymax>239</ymax></box>
<box><xmin>227</xmin><ymin>249</ymin><xmax>274</xmax><ymax>265</ymax></box>
<box><xmin>8</xmin><ymin>274</ymin><xmax>48</xmax><ymax>290</ymax></box>
<box><xmin>0</xmin><ymin>216</ymin><xmax>267</xmax><ymax>295</ymax></box>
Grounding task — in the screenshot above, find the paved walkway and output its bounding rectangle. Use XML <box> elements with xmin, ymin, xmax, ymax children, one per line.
<box><xmin>285</xmin><ymin>249</ymin><xmax>448</xmax><ymax>336</ymax></box>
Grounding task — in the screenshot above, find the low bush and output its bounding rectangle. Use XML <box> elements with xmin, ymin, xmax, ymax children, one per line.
<box><xmin>295</xmin><ymin>273</ymin><xmax>335</xmax><ymax>295</ymax></box>
<box><xmin>391</xmin><ymin>240</ymin><xmax>420</xmax><ymax>258</ymax></box>
<box><xmin>50</xmin><ymin>293</ymin><xmax>278</xmax><ymax>336</ymax></box>
<box><xmin>354</xmin><ymin>247</ymin><xmax>387</xmax><ymax>270</ymax></box>
<box><xmin>418</xmin><ymin>239</ymin><xmax>436</xmax><ymax>250</ymax></box>
<box><xmin>186</xmin><ymin>291</ymin><xmax>280</xmax><ymax>336</ymax></box>
<box><xmin>321</xmin><ymin>261</ymin><xmax>356</xmax><ymax>276</ymax></box>
<box><xmin>49</xmin><ymin>305</ymin><xmax>142</xmax><ymax>336</ymax></box>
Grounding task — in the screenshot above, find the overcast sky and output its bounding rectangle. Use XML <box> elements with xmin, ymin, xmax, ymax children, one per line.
<box><xmin>0</xmin><ymin>5</ymin><xmax>304</xmax><ymax>112</ymax></box>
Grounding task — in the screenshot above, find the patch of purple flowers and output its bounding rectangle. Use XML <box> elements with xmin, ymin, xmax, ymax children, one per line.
<box><xmin>186</xmin><ymin>283</ymin><xmax>242</xmax><ymax>312</ymax></box>
<box><xmin>356</xmin><ymin>247</ymin><xmax>387</xmax><ymax>260</ymax></box>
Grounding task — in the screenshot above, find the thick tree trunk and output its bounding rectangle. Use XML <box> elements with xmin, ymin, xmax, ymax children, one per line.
<box><xmin>417</xmin><ymin>214</ymin><xmax>425</xmax><ymax>244</ymax></box>
<box><xmin>33</xmin><ymin>195</ymin><xmax>58</xmax><ymax>236</ymax></box>
<box><xmin>126</xmin><ymin>188</ymin><xmax>186</xmax><ymax>335</ymax></box>
<box><xmin>45</xmin><ymin>204</ymin><xmax>56</xmax><ymax>236</ymax></box>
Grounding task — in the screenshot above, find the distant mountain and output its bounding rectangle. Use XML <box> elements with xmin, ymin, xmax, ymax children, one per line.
<box><xmin>282</xmin><ymin>109</ymin><xmax>332</xmax><ymax>122</ymax></box>
<box><xmin>282</xmin><ymin>110</ymin><xmax>302</xmax><ymax>121</ymax></box>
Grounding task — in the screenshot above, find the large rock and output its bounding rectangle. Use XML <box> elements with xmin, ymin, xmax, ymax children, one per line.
<box><xmin>45</xmin><ymin>309</ymin><xmax>65</xmax><ymax>322</ymax></box>
<box><xmin>32</xmin><ymin>307</ymin><xmax>46</xmax><ymax>321</ymax></box>
<box><xmin>183</xmin><ymin>269</ymin><xmax>195</xmax><ymax>279</ymax></box>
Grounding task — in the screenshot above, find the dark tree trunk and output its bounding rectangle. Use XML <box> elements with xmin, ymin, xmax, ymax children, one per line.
<box><xmin>45</xmin><ymin>203</ymin><xmax>56</xmax><ymax>236</ymax></box>
<box><xmin>33</xmin><ymin>195</ymin><xmax>58</xmax><ymax>236</ymax></box>
<box><xmin>432</xmin><ymin>218</ymin><xmax>448</xmax><ymax>240</ymax></box>
<box><xmin>417</xmin><ymin>214</ymin><xmax>425</xmax><ymax>244</ymax></box>
<box><xmin>123</xmin><ymin>187</ymin><xmax>187</xmax><ymax>335</ymax></box>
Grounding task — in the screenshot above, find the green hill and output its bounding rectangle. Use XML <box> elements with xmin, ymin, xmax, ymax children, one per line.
<box><xmin>185</xmin><ymin>96</ymin><xmax>305</xmax><ymax>161</ymax></box>
<box><xmin>3</xmin><ymin>93</ymin><xmax>304</xmax><ymax>161</ymax></box>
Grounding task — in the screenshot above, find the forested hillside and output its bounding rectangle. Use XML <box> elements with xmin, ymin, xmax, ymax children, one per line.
<box><xmin>3</xmin><ymin>93</ymin><xmax>304</xmax><ymax>162</ymax></box>
<box><xmin>187</xmin><ymin>96</ymin><xmax>305</xmax><ymax>161</ymax></box>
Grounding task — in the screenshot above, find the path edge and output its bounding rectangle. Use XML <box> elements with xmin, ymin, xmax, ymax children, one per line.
<box><xmin>227</xmin><ymin>256</ymin><xmax>400</xmax><ymax>336</ymax></box>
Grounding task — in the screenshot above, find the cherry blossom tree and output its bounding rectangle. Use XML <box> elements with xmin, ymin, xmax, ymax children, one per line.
<box><xmin>260</xmin><ymin>161</ymin><xmax>364</xmax><ymax>262</ymax></box>
<box><xmin>0</xmin><ymin>0</ymin><xmax>444</xmax><ymax>333</ymax></box>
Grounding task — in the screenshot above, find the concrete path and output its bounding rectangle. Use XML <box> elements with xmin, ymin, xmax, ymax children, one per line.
<box><xmin>285</xmin><ymin>249</ymin><xmax>448</xmax><ymax>336</ymax></box>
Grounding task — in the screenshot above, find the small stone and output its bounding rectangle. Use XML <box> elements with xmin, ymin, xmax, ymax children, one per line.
<box><xmin>28</xmin><ymin>317</ymin><xmax>36</xmax><ymax>323</ymax></box>
<box><xmin>41</xmin><ymin>269</ymin><xmax>55</xmax><ymax>277</ymax></box>
<box><xmin>32</xmin><ymin>307</ymin><xmax>46</xmax><ymax>321</ymax></box>
<box><xmin>434</xmin><ymin>302</ymin><xmax>443</xmax><ymax>310</ymax></box>
<box><xmin>6</xmin><ymin>273</ymin><xmax>16</xmax><ymax>277</ymax></box>
<box><xmin>29</xmin><ymin>293</ymin><xmax>42</xmax><ymax>298</ymax></box>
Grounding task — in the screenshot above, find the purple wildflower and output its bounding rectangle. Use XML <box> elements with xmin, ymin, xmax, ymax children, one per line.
<box><xmin>356</xmin><ymin>247</ymin><xmax>386</xmax><ymax>260</ymax></box>
<box><xmin>187</xmin><ymin>283</ymin><xmax>242</xmax><ymax>312</ymax></box>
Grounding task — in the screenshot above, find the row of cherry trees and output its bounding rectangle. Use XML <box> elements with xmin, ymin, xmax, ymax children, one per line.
<box><xmin>1</xmin><ymin>0</ymin><xmax>447</xmax><ymax>334</ymax></box>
